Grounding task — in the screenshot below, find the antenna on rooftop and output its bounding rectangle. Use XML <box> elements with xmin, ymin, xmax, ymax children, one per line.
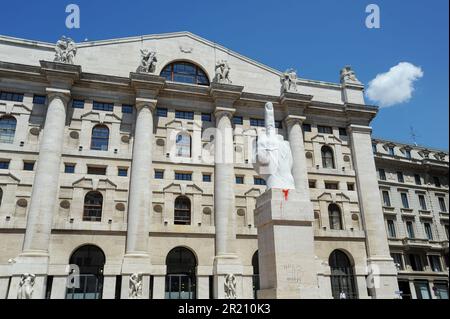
<box><xmin>409</xmin><ymin>126</ymin><xmax>419</xmax><ymax>147</ymax></box>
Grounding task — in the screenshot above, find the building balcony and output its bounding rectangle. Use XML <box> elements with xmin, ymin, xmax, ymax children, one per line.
<box><xmin>401</xmin><ymin>237</ymin><xmax>432</xmax><ymax>249</ymax></box>
<box><xmin>401</xmin><ymin>208</ymin><xmax>415</xmax><ymax>217</ymax></box>
<box><xmin>383</xmin><ymin>206</ymin><xmax>397</xmax><ymax>216</ymax></box>
<box><xmin>418</xmin><ymin>210</ymin><xmax>433</xmax><ymax>219</ymax></box>
<box><xmin>439</xmin><ymin>212</ymin><xmax>449</xmax><ymax>221</ymax></box>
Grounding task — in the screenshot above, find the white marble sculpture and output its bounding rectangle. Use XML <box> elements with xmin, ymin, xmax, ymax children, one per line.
<box><xmin>280</xmin><ymin>68</ymin><xmax>298</xmax><ymax>92</ymax></box>
<box><xmin>224</xmin><ymin>274</ymin><xmax>237</xmax><ymax>299</ymax></box>
<box><xmin>137</xmin><ymin>49</ymin><xmax>157</xmax><ymax>73</ymax></box>
<box><xmin>54</xmin><ymin>36</ymin><xmax>77</xmax><ymax>64</ymax></box>
<box><xmin>214</xmin><ymin>60</ymin><xmax>232</xmax><ymax>84</ymax></box>
<box><xmin>340</xmin><ymin>65</ymin><xmax>361</xmax><ymax>84</ymax></box>
<box><xmin>254</xmin><ymin>102</ymin><xmax>295</xmax><ymax>190</ymax></box>
<box><xmin>129</xmin><ymin>273</ymin><xmax>143</xmax><ymax>299</ymax></box>
<box><xmin>17</xmin><ymin>273</ymin><xmax>35</xmax><ymax>299</ymax></box>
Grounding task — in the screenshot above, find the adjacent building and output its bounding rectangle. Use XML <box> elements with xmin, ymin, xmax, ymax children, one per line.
<box><xmin>0</xmin><ymin>32</ymin><xmax>447</xmax><ymax>299</ymax></box>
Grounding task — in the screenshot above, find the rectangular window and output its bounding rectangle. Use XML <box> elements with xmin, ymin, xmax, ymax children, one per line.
<box><xmin>202</xmin><ymin>113</ymin><xmax>212</xmax><ymax>122</ymax></box>
<box><xmin>397</xmin><ymin>171</ymin><xmax>404</xmax><ymax>183</ymax></box>
<box><xmin>93</xmin><ymin>101</ymin><xmax>114</xmax><ymax>112</ymax></box>
<box><xmin>382</xmin><ymin>191</ymin><xmax>391</xmax><ymax>207</ymax></box>
<box><xmin>388</xmin><ymin>147</ymin><xmax>395</xmax><ymax>156</ymax></box>
<box><xmin>424</xmin><ymin>223</ymin><xmax>433</xmax><ymax>240</ymax></box>
<box><xmin>325</xmin><ymin>182</ymin><xmax>339</xmax><ymax>190</ymax></box>
<box><xmin>406</xmin><ymin>221</ymin><xmax>415</xmax><ymax>239</ymax></box>
<box><xmin>401</xmin><ymin>193</ymin><xmax>410</xmax><ymax>209</ymax></box>
<box><xmin>87</xmin><ymin>166</ymin><xmax>107</xmax><ymax>175</ymax></box>
<box><xmin>372</xmin><ymin>144</ymin><xmax>377</xmax><ymax>153</ymax></box>
<box><xmin>118</xmin><ymin>168</ymin><xmax>128</xmax><ymax>177</ymax></box>
<box><xmin>236</xmin><ymin>176</ymin><xmax>244</xmax><ymax>184</ymax></box>
<box><xmin>433</xmin><ymin>177</ymin><xmax>441</xmax><ymax>188</ymax></box>
<box><xmin>122</xmin><ymin>104</ymin><xmax>133</xmax><ymax>114</ymax></box>
<box><xmin>409</xmin><ymin>254</ymin><xmax>423</xmax><ymax>271</ymax></box>
<box><xmin>338</xmin><ymin>128</ymin><xmax>347</xmax><ymax>137</ymax></box>
<box><xmin>23</xmin><ymin>162</ymin><xmax>35</xmax><ymax>171</ymax></box>
<box><xmin>438</xmin><ymin>197</ymin><xmax>447</xmax><ymax>212</ymax></box>
<box><xmin>391</xmin><ymin>253</ymin><xmax>404</xmax><ymax>270</ymax></box>
<box><xmin>309</xmin><ymin>180</ymin><xmax>316</xmax><ymax>189</ymax></box>
<box><xmin>154</xmin><ymin>170</ymin><xmax>164</xmax><ymax>179</ymax></box>
<box><xmin>387</xmin><ymin>220</ymin><xmax>397</xmax><ymax>238</ymax></box>
<box><xmin>428</xmin><ymin>256</ymin><xmax>442</xmax><ymax>272</ymax></box>
<box><xmin>0</xmin><ymin>161</ymin><xmax>10</xmax><ymax>169</ymax></box>
<box><xmin>379</xmin><ymin>169</ymin><xmax>386</xmax><ymax>181</ymax></box>
<box><xmin>434</xmin><ymin>282</ymin><xmax>449</xmax><ymax>299</ymax></box>
<box><xmin>254</xmin><ymin>177</ymin><xmax>267</xmax><ymax>186</ymax></box>
<box><xmin>33</xmin><ymin>95</ymin><xmax>46</xmax><ymax>105</ymax></box>
<box><xmin>347</xmin><ymin>183</ymin><xmax>355</xmax><ymax>191</ymax></box>
<box><xmin>64</xmin><ymin>164</ymin><xmax>75</xmax><ymax>174</ymax></box>
<box><xmin>418</xmin><ymin>195</ymin><xmax>427</xmax><ymax>210</ymax></box>
<box><xmin>303</xmin><ymin>123</ymin><xmax>312</xmax><ymax>132</ymax></box>
<box><xmin>202</xmin><ymin>174</ymin><xmax>212</xmax><ymax>182</ymax></box>
<box><xmin>414</xmin><ymin>281</ymin><xmax>431</xmax><ymax>299</ymax></box>
<box><xmin>414</xmin><ymin>174</ymin><xmax>422</xmax><ymax>185</ymax></box>
<box><xmin>0</xmin><ymin>91</ymin><xmax>24</xmax><ymax>102</ymax></box>
<box><xmin>156</xmin><ymin>107</ymin><xmax>168</xmax><ymax>117</ymax></box>
<box><xmin>175</xmin><ymin>110</ymin><xmax>194</xmax><ymax>120</ymax></box>
<box><xmin>175</xmin><ymin>172</ymin><xmax>192</xmax><ymax>181</ymax></box>
<box><xmin>250</xmin><ymin>118</ymin><xmax>265</xmax><ymax>127</ymax></box>
<box><xmin>318</xmin><ymin>125</ymin><xmax>333</xmax><ymax>134</ymax></box>
<box><xmin>275</xmin><ymin>121</ymin><xmax>282</xmax><ymax>129</ymax></box>
<box><xmin>233</xmin><ymin>116</ymin><xmax>243</xmax><ymax>125</ymax></box>
<box><xmin>405</xmin><ymin>149</ymin><xmax>412</xmax><ymax>159</ymax></box>
<box><xmin>72</xmin><ymin>99</ymin><xmax>85</xmax><ymax>109</ymax></box>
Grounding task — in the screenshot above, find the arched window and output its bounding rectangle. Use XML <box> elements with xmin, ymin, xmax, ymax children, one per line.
<box><xmin>83</xmin><ymin>192</ymin><xmax>103</xmax><ymax>222</ymax></box>
<box><xmin>174</xmin><ymin>196</ymin><xmax>191</xmax><ymax>225</ymax></box>
<box><xmin>165</xmin><ymin>247</ymin><xmax>197</xmax><ymax>299</ymax></box>
<box><xmin>321</xmin><ymin>146</ymin><xmax>335</xmax><ymax>169</ymax></box>
<box><xmin>161</xmin><ymin>62</ymin><xmax>209</xmax><ymax>86</ymax></box>
<box><xmin>66</xmin><ymin>245</ymin><xmax>105</xmax><ymax>299</ymax></box>
<box><xmin>0</xmin><ymin>116</ymin><xmax>17</xmax><ymax>144</ymax></box>
<box><xmin>329</xmin><ymin>250</ymin><xmax>357</xmax><ymax>299</ymax></box>
<box><xmin>176</xmin><ymin>132</ymin><xmax>191</xmax><ymax>158</ymax></box>
<box><xmin>329</xmin><ymin>204</ymin><xmax>343</xmax><ymax>230</ymax></box>
<box><xmin>90</xmin><ymin>125</ymin><xmax>109</xmax><ymax>151</ymax></box>
<box><xmin>252</xmin><ymin>251</ymin><xmax>260</xmax><ymax>299</ymax></box>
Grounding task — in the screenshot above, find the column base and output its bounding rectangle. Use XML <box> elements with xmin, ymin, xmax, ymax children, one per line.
<box><xmin>366</xmin><ymin>257</ymin><xmax>399</xmax><ymax>299</ymax></box>
<box><xmin>8</xmin><ymin>253</ymin><xmax>50</xmax><ymax>299</ymax></box>
<box><xmin>213</xmin><ymin>254</ymin><xmax>243</xmax><ymax>299</ymax></box>
<box><xmin>120</xmin><ymin>253</ymin><xmax>152</xmax><ymax>299</ymax></box>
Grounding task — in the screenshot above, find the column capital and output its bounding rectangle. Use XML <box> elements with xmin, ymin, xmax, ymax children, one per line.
<box><xmin>210</xmin><ymin>83</ymin><xmax>243</xmax><ymax>108</ymax></box>
<box><xmin>40</xmin><ymin>60</ymin><xmax>81</xmax><ymax>90</ymax></box>
<box><xmin>348</xmin><ymin>124</ymin><xmax>372</xmax><ymax>134</ymax></box>
<box><xmin>130</xmin><ymin>72</ymin><xmax>165</xmax><ymax>100</ymax></box>
<box><xmin>284</xmin><ymin>115</ymin><xmax>306</xmax><ymax>128</ymax></box>
<box><xmin>135</xmin><ymin>98</ymin><xmax>157</xmax><ymax>112</ymax></box>
<box><xmin>214</xmin><ymin>106</ymin><xmax>236</xmax><ymax>120</ymax></box>
<box><xmin>45</xmin><ymin>87</ymin><xmax>71</xmax><ymax>105</ymax></box>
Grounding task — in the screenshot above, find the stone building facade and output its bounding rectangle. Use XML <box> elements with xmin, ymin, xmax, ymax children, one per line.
<box><xmin>0</xmin><ymin>32</ymin><xmax>447</xmax><ymax>299</ymax></box>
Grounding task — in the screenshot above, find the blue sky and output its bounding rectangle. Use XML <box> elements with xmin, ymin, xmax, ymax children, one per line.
<box><xmin>1</xmin><ymin>0</ymin><xmax>448</xmax><ymax>150</ymax></box>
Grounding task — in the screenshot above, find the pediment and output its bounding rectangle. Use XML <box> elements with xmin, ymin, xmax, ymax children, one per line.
<box><xmin>0</xmin><ymin>172</ymin><xmax>20</xmax><ymax>185</ymax></box>
<box><xmin>310</xmin><ymin>134</ymin><xmax>342</xmax><ymax>145</ymax></box>
<box><xmin>72</xmin><ymin>177</ymin><xmax>117</xmax><ymax>190</ymax></box>
<box><xmin>165</xmin><ymin>119</ymin><xmax>202</xmax><ymax>131</ymax></box>
<box><xmin>317</xmin><ymin>192</ymin><xmax>350</xmax><ymax>203</ymax></box>
<box><xmin>244</xmin><ymin>188</ymin><xmax>263</xmax><ymax>197</ymax></box>
<box><xmin>0</xmin><ymin>101</ymin><xmax>32</xmax><ymax>115</ymax></box>
<box><xmin>81</xmin><ymin>111</ymin><xmax>122</xmax><ymax>124</ymax></box>
<box><xmin>163</xmin><ymin>182</ymin><xmax>203</xmax><ymax>195</ymax></box>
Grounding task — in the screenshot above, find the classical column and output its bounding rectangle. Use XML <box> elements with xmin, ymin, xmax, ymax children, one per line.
<box><xmin>348</xmin><ymin>124</ymin><xmax>399</xmax><ymax>299</ymax></box>
<box><xmin>23</xmin><ymin>89</ymin><xmax>70</xmax><ymax>253</ymax></box>
<box><xmin>285</xmin><ymin>115</ymin><xmax>310</xmax><ymax>196</ymax></box>
<box><xmin>214</xmin><ymin>107</ymin><xmax>237</xmax><ymax>257</ymax></box>
<box><xmin>210</xmin><ymin>83</ymin><xmax>243</xmax><ymax>299</ymax></box>
<box><xmin>125</xmin><ymin>99</ymin><xmax>156</xmax><ymax>255</ymax></box>
<box><xmin>121</xmin><ymin>99</ymin><xmax>156</xmax><ymax>299</ymax></box>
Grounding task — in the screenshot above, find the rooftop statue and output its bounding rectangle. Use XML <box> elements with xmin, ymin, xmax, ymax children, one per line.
<box><xmin>54</xmin><ymin>36</ymin><xmax>77</xmax><ymax>64</ymax></box>
<box><xmin>280</xmin><ymin>68</ymin><xmax>298</xmax><ymax>93</ymax></box>
<box><xmin>340</xmin><ymin>65</ymin><xmax>361</xmax><ymax>84</ymax></box>
<box><xmin>214</xmin><ymin>60</ymin><xmax>232</xmax><ymax>84</ymax></box>
<box><xmin>137</xmin><ymin>49</ymin><xmax>157</xmax><ymax>73</ymax></box>
<box><xmin>254</xmin><ymin>102</ymin><xmax>295</xmax><ymax>190</ymax></box>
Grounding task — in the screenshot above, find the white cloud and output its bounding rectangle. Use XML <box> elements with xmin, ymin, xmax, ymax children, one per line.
<box><xmin>366</xmin><ymin>62</ymin><xmax>424</xmax><ymax>108</ymax></box>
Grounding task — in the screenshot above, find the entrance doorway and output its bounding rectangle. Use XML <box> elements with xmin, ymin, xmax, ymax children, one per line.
<box><xmin>165</xmin><ymin>247</ymin><xmax>197</xmax><ymax>299</ymax></box>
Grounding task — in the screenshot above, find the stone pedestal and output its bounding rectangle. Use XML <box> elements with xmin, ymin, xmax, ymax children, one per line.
<box><xmin>213</xmin><ymin>255</ymin><xmax>243</xmax><ymax>299</ymax></box>
<box><xmin>8</xmin><ymin>254</ymin><xmax>49</xmax><ymax>299</ymax></box>
<box><xmin>120</xmin><ymin>254</ymin><xmax>152</xmax><ymax>299</ymax></box>
<box><xmin>255</xmin><ymin>189</ymin><xmax>319</xmax><ymax>299</ymax></box>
